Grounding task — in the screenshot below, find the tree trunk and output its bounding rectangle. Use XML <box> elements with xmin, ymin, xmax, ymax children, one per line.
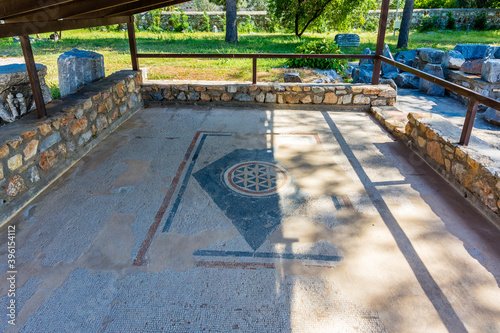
<box><xmin>225</xmin><ymin>0</ymin><xmax>238</xmax><ymax>43</ymax></box>
<box><xmin>397</xmin><ymin>0</ymin><xmax>415</xmax><ymax>49</ymax></box>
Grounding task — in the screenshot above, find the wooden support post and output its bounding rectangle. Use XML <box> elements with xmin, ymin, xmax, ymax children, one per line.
<box><xmin>127</xmin><ymin>17</ymin><xmax>139</xmax><ymax>71</ymax></box>
<box><xmin>252</xmin><ymin>57</ymin><xmax>257</xmax><ymax>84</ymax></box>
<box><xmin>19</xmin><ymin>35</ymin><xmax>47</xmax><ymax>119</ymax></box>
<box><xmin>459</xmin><ymin>99</ymin><xmax>479</xmax><ymax>146</ymax></box>
<box><xmin>371</xmin><ymin>0</ymin><xmax>391</xmax><ymax>85</ymax></box>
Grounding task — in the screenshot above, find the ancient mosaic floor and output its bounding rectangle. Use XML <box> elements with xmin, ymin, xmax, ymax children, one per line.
<box><xmin>1</xmin><ymin>105</ymin><xmax>500</xmax><ymax>332</ymax></box>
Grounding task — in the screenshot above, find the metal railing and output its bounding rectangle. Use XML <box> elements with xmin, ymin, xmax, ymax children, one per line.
<box><xmin>136</xmin><ymin>52</ymin><xmax>500</xmax><ymax>146</ymax></box>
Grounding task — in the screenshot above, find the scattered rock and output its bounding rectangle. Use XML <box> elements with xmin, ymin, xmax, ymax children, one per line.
<box><xmin>382</xmin><ymin>44</ymin><xmax>399</xmax><ymax>75</ymax></box>
<box><xmin>441</xmin><ymin>50</ymin><xmax>465</xmax><ymax>69</ymax></box>
<box><xmin>395</xmin><ymin>73</ymin><xmax>420</xmax><ymax>89</ymax></box>
<box><xmin>284</xmin><ymin>73</ymin><xmax>302</xmax><ymax>83</ymax></box>
<box><xmin>394</xmin><ymin>49</ymin><xmax>418</xmax><ymax>68</ymax></box>
<box><xmin>481</xmin><ymin>59</ymin><xmax>500</xmax><ymax>83</ymax></box>
<box><xmin>419</xmin><ymin>64</ymin><xmax>445</xmax><ymax>96</ymax></box>
<box><xmin>454</xmin><ymin>44</ymin><xmax>492</xmax><ymax>59</ymax></box>
<box><xmin>359</xmin><ymin>48</ymin><xmax>374</xmax><ymax>66</ymax></box>
<box><xmin>382</xmin><ymin>71</ymin><xmax>399</xmax><ymax>80</ymax></box>
<box><xmin>483</xmin><ymin>99</ymin><xmax>500</xmax><ymax>125</ymax></box>
<box><xmin>461</xmin><ymin>59</ymin><xmax>485</xmax><ymax>75</ymax></box>
<box><xmin>417</xmin><ymin>48</ymin><xmax>445</xmax><ymax>64</ymax></box>
<box><xmin>353</xmin><ymin>68</ymin><xmax>373</xmax><ymax>84</ymax></box>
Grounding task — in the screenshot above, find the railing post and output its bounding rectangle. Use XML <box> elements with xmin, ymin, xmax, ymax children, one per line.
<box><xmin>372</xmin><ymin>0</ymin><xmax>391</xmax><ymax>85</ymax></box>
<box><xmin>252</xmin><ymin>56</ymin><xmax>257</xmax><ymax>84</ymax></box>
<box><xmin>459</xmin><ymin>99</ymin><xmax>479</xmax><ymax>146</ymax></box>
<box><xmin>127</xmin><ymin>16</ymin><xmax>139</xmax><ymax>71</ymax></box>
<box><xmin>20</xmin><ymin>35</ymin><xmax>47</xmax><ymax>119</ymax></box>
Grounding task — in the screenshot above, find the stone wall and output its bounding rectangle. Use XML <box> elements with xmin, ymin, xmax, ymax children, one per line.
<box><xmin>141</xmin><ymin>81</ymin><xmax>397</xmax><ymax>107</ymax></box>
<box><xmin>445</xmin><ymin>70</ymin><xmax>500</xmax><ymax>107</ymax></box>
<box><xmin>134</xmin><ymin>9</ymin><xmax>500</xmax><ymax>31</ymax></box>
<box><xmin>134</xmin><ymin>11</ymin><xmax>269</xmax><ymax>31</ymax></box>
<box><xmin>0</xmin><ymin>70</ymin><xmax>143</xmax><ymax>223</ymax></box>
<box><xmin>368</xmin><ymin>8</ymin><xmax>500</xmax><ymax>29</ymax></box>
<box><xmin>371</xmin><ymin>105</ymin><xmax>500</xmax><ymax>225</ymax></box>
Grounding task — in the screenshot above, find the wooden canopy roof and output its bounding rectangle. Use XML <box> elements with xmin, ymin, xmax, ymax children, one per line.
<box><xmin>0</xmin><ymin>0</ymin><xmax>190</xmax><ymax>38</ymax></box>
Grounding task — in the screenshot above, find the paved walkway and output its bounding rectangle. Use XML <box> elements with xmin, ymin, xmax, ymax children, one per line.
<box><xmin>1</xmin><ymin>105</ymin><xmax>500</xmax><ymax>332</ymax></box>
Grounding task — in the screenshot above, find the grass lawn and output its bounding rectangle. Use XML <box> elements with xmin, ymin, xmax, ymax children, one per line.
<box><xmin>1</xmin><ymin>29</ymin><xmax>498</xmax><ymax>98</ymax></box>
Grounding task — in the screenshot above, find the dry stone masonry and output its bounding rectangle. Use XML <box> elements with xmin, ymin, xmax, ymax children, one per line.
<box><xmin>0</xmin><ymin>70</ymin><xmax>142</xmax><ymax>222</ymax></box>
<box><xmin>141</xmin><ymin>81</ymin><xmax>397</xmax><ymax>108</ymax></box>
<box><xmin>0</xmin><ymin>64</ymin><xmax>52</xmax><ymax>125</ymax></box>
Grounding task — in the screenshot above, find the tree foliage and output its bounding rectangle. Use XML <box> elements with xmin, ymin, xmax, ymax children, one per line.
<box><xmin>415</xmin><ymin>0</ymin><xmax>499</xmax><ymax>8</ymax></box>
<box><xmin>268</xmin><ymin>0</ymin><xmax>375</xmax><ymax>37</ymax></box>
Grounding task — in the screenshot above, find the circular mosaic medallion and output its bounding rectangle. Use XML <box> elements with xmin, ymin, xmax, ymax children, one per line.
<box><xmin>223</xmin><ymin>161</ymin><xmax>291</xmax><ymax>197</ymax></box>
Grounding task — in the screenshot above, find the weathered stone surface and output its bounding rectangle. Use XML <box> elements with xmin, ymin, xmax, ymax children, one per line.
<box><xmin>21</xmin><ymin>130</ymin><xmax>37</xmax><ymax>140</ymax></box>
<box><xmin>441</xmin><ymin>50</ymin><xmax>465</xmax><ymax>69</ymax></box>
<box><xmin>382</xmin><ymin>71</ymin><xmax>399</xmax><ymax>80</ymax></box>
<box><xmin>353</xmin><ymin>95</ymin><xmax>370</xmax><ymax>104</ymax></box>
<box><xmin>359</xmin><ymin>48</ymin><xmax>374</xmax><ymax>66</ymax></box>
<box><xmin>394</xmin><ymin>49</ymin><xmax>418</xmax><ymax>67</ymax></box>
<box><xmin>395</xmin><ymin>73</ymin><xmax>420</xmax><ymax>89</ymax></box>
<box><xmin>312</xmin><ymin>95</ymin><xmax>324</xmax><ymax>104</ymax></box>
<box><xmin>256</xmin><ymin>92</ymin><xmax>266</xmax><ymax>103</ymax></box>
<box><xmin>6</xmin><ymin>175</ymin><xmax>26</xmax><ymax>197</ymax></box>
<box><xmin>353</xmin><ymin>68</ymin><xmax>373</xmax><ymax>84</ymax></box>
<box><xmin>40</xmin><ymin>149</ymin><xmax>58</xmax><ymax>171</ymax></box>
<box><xmin>0</xmin><ymin>145</ymin><xmax>9</xmax><ymax>158</ymax></box>
<box><xmin>58</xmin><ymin>49</ymin><xmax>105</xmax><ymax>96</ymax></box>
<box><xmin>78</xmin><ymin>130</ymin><xmax>92</xmax><ymax>146</ymax></box>
<box><xmin>265</xmin><ymin>93</ymin><xmax>276</xmax><ymax>103</ymax></box>
<box><xmin>334</xmin><ymin>33</ymin><xmax>360</xmax><ymax>47</ymax></box>
<box><xmin>285</xmin><ymin>94</ymin><xmax>300</xmax><ymax>103</ymax></box>
<box><xmin>7</xmin><ymin>137</ymin><xmax>22</xmax><ymax>149</ymax></box>
<box><xmin>382</xmin><ymin>44</ymin><xmax>399</xmax><ymax>75</ymax></box>
<box><xmin>30</xmin><ymin>166</ymin><xmax>40</xmax><ymax>183</ymax></box>
<box><xmin>284</xmin><ymin>73</ymin><xmax>302</xmax><ymax>83</ymax></box>
<box><xmin>150</xmin><ymin>91</ymin><xmax>163</xmax><ymax>101</ymax></box>
<box><xmin>483</xmin><ymin>98</ymin><xmax>500</xmax><ymax>125</ymax></box>
<box><xmin>341</xmin><ymin>94</ymin><xmax>353</xmax><ymax>104</ymax></box>
<box><xmin>0</xmin><ymin>164</ymin><xmax>3</xmax><ymax>179</ymax></box>
<box><xmin>481</xmin><ymin>59</ymin><xmax>500</xmax><ymax>83</ymax></box>
<box><xmin>419</xmin><ymin>64</ymin><xmax>445</xmax><ymax>96</ymax></box>
<box><xmin>188</xmin><ymin>92</ymin><xmax>200</xmax><ymax>101</ymax></box>
<box><xmin>300</xmin><ymin>95</ymin><xmax>312</xmax><ymax>104</ymax></box>
<box><xmin>227</xmin><ymin>86</ymin><xmax>238</xmax><ymax>93</ymax></box>
<box><xmin>221</xmin><ymin>93</ymin><xmax>232</xmax><ymax>101</ymax></box>
<box><xmin>23</xmin><ymin>140</ymin><xmax>39</xmax><ymax>160</ymax></box>
<box><xmin>177</xmin><ymin>92</ymin><xmax>186</xmax><ymax>101</ymax></box>
<box><xmin>324</xmin><ymin>92</ymin><xmax>338</xmax><ymax>104</ymax></box>
<box><xmin>454</xmin><ymin>44</ymin><xmax>492</xmax><ymax>60</ymax></box>
<box><xmin>70</xmin><ymin>117</ymin><xmax>88</xmax><ymax>135</ymax></box>
<box><xmin>0</xmin><ymin>63</ymin><xmax>52</xmax><ymax>125</ymax></box>
<box><xmin>460</xmin><ymin>59</ymin><xmax>485</xmax><ymax>75</ymax></box>
<box><xmin>40</xmin><ymin>133</ymin><xmax>61</xmax><ymax>152</ymax></box>
<box><xmin>234</xmin><ymin>94</ymin><xmax>253</xmax><ymax>102</ymax></box>
<box><xmin>427</xmin><ymin>141</ymin><xmax>444</xmax><ymax>164</ymax></box>
<box><xmin>417</xmin><ymin>48</ymin><xmax>445</xmax><ymax>64</ymax></box>
<box><xmin>8</xmin><ymin>154</ymin><xmax>22</xmax><ymax>171</ymax></box>
<box><xmin>200</xmin><ymin>93</ymin><xmax>211</xmax><ymax>101</ymax></box>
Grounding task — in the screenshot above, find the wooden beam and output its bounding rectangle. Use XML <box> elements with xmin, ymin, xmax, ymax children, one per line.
<box><xmin>19</xmin><ymin>35</ymin><xmax>47</xmax><ymax>119</ymax></box>
<box><xmin>70</xmin><ymin>0</ymin><xmax>183</xmax><ymax>19</ymax></box>
<box><xmin>0</xmin><ymin>16</ymin><xmax>131</xmax><ymax>38</ymax></box>
<box><xmin>459</xmin><ymin>100</ymin><xmax>479</xmax><ymax>146</ymax></box>
<box><xmin>0</xmin><ymin>0</ymin><xmax>73</xmax><ymax>20</ymax></box>
<box><xmin>371</xmin><ymin>0</ymin><xmax>391</xmax><ymax>85</ymax></box>
<box><xmin>127</xmin><ymin>18</ymin><xmax>139</xmax><ymax>71</ymax></box>
<box><xmin>4</xmin><ymin>0</ymin><xmax>140</xmax><ymax>23</ymax></box>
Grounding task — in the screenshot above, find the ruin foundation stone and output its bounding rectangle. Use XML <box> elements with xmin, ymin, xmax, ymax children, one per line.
<box><xmin>58</xmin><ymin>49</ymin><xmax>105</xmax><ymax>97</ymax></box>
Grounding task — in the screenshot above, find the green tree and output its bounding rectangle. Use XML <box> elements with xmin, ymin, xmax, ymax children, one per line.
<box><xmin>268</xmin><ymin>0</ymin><xmax>374</xmax><ymax>38</ymax></box>
<box><xmin>209</xmin><ymin>0</ymin><xmax>238</xmax><ymax>43</ymax></box>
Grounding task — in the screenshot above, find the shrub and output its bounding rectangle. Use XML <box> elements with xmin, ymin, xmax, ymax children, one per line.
<box><xmin>474</xmin><ymin>12</ymin><xmax>488</xmax><ymax>31</ymax></box>
<box><xmin>445</xmin><ymin>11</ymin><xmax>456</xmax><ymax>30</ymax></box>
<box><xmin>418</xmin><ymin>14</ymin><xmax>441</xmax><ymax>32</ymax></box>
<box><xmin>203</xmin><ymin>11</ymin><xmax>211</xmax><ymax>32</ymax></box>
<box><xmin>170</xmin><ymin>10</ymin><xmax>190</xmax><ymax>32</ymax></box>
<box><xmin>286</xmin><ymin>39</ymin><xmax>347</xmax><ymax>73</ymax></box>
<box><xmin>238</xmin><ymin>15</ymin><xmax>257</xmax><ymax>33</ymax></box>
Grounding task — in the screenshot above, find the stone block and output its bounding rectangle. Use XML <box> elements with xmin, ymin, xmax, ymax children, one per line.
<box><xmin>234</xmin><ymin>94</ymin><xmax>253</xmax><ymax>102</ymax></box>
<box><xmin>0</xmin><ymin>145</ymin><xmax>9</xmax><ymax>158</ymax></box>
<box><xmin>323</xmin><ymin>92</ymin><xmax>338</xmax><ymax>104</ymax></box>
<box><xmin>382</xmin><ymin>44</ymin><xmax>399</xmax><ymax>75</ymax></box>
<box><xmin>265</xmin><ymin>93</ymin><xmax>276</xmax><ymax>103</ymax></box>
<box><xmin>359</xmin><ymin>48</ymin><xmax>374</xmax><ymax>66</ymax></box>
<box><xmin>483</xmin><ymin>98</ymin><xmax>500</xmax><ymax>125</ymax></box>
<box><xmin>58</xmin><ymin>49</ymin><xmax>105</xmax><ymax>97</ymax></box>
<box><xmin>395</xmin><ymin>73</ymin><xmax>420</xmax><ymax>89</ymax></box>
<box><xmin>419</xmin><ymin>64</ymin><xmax>445</xmax><ymax>96</ymax></box>
<box><xmin>461</xmin><ymin>59</ymin><xmax>485</xmax><ymax>75</ymax></box>
<box><xmin>334</xmin><ymin>33</ymin><xmax>360</xmax><ymax>47</ymax></box>
<box><xmin>417</xmin><ymin>48</ymin><xmax>445</xmax><ymax>64</ymax></box>
<box><xmin>454</xmin><ymin>44</ymin><xmax>492</xmax><ymax>59</ymax></box>
<box><xmin>441</xmin><ymin>51</ymin><xmax>465</xmax><ymax>69</ymax></box>
<box><xmin>0</xmin><ymin>63</ymin><xmax>52</xmax><ymax>124</ymax></box>
<box><xmin>284</xmin><ymin>73</ymin><xmax>302</xmax><ymax>83</ymax></box>
<box><xmin>23</xmin><ymin>140</ymin><xmax>39</xmax><ymax>160</ymax></box>
<box><xmin>394</xmin><ymin>49</ymin><xmax>417</xmax><ymax>67</ymax></box>
<box><xmin>481</xmin><ymin>59</ymin><xmax>500</xmax><ymax>83</ymax></box>
<box><xmin>353</xmin><ymin>68</ymin><xmax>373</xmax><ymax>84</ymax></box>
<box><xmin>8</xmin><ymin>154</ymin><xmax>22</xmax><ymax>171</ymax></box>
<box><xmin>6</xmin><ymin>175</ymin><xmax>26</xmax><ymax>197</ymax></box>
<box><xmin>353</xmin><ymin>95</ymin><xmax>370</xmax><ymax>104</ymax></box>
